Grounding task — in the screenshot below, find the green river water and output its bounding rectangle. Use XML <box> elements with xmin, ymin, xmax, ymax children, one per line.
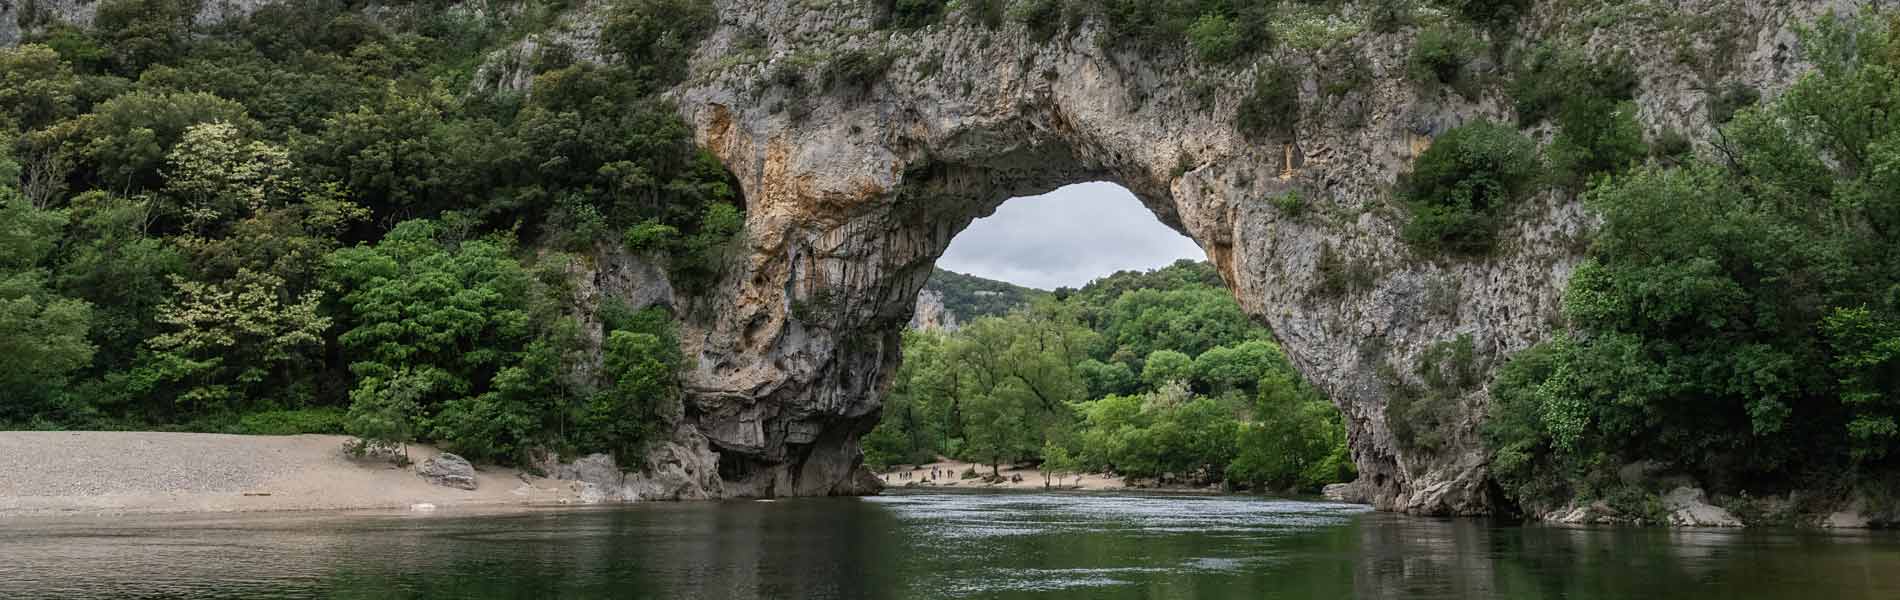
<box><xmin>1</xmin><ymin>490</ymin><xmax>1895</xmax><ymax>599</ymax></box>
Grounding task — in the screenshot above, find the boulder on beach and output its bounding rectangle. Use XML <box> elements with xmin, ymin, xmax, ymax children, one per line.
<box><xmin>417</xmin><ymin>453</ymin><xmax>478</xmax><ymax>490</ymax></box>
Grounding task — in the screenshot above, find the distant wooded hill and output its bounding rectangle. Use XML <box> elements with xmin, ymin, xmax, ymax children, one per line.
<box><xmin>921</xmin><ymin>269</ymin><xmax>1049</xmax><ymax>321</ymax></box>
<box><xmin>922</xmin><ymin>260</ymin><xmax>1227</xmax><ymax>323</ymax></box>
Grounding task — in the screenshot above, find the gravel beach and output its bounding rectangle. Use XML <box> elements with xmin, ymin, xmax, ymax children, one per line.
<box><xmin>0</xmin><ymin>432</ymin><xmax>583</xmax><ymax>517</ymax></box>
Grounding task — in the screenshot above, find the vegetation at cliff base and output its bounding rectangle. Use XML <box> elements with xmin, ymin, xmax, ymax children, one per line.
<box><xmin>1485</xmin><ymin>16</ymin><xmax>1900</xmax><ymax>515</ymax></box>
<box><xmin>0</xmin><ymin>0</ymin><xmax>736</xmax><ymax>467</ymax></box>
<box><xmin>868</xmin><ymin>261</ymin><xmax>1353</xmax><ymax>493</ymax></box>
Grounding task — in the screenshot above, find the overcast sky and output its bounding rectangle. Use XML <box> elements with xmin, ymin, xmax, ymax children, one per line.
<box><xmin>937</xmin><ymin>182</ymin><xmax>1206</xmax><ymax>290</ymax></box>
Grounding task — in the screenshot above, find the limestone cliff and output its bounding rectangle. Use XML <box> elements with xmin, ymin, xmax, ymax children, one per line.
<box><xmin>908</xmin><ymin>289</ymin><xmax>958</xmax><ymax>332</ymax></box>
<box><xmin>659</xmin><ymin>0</ymin><xmax>1859</xmax><ymax>511</ymax></box>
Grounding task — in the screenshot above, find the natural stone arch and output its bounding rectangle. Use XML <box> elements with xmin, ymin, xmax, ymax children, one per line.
<box><xmin>659</xmin><ymin>1</ymin><xmax>1597</xmax><ymax>512</ymax></box>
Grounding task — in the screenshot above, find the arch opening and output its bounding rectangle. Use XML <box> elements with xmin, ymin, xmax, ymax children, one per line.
<box><xmin>860</xmin><ymin>181</ymin><xmax>1355</xmax><ymax>494</ymax></box>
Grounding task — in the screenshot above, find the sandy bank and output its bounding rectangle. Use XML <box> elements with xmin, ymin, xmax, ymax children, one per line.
<box><xmin>0</xmin><ymin>432</ymin><xmax>585</xmax><ymax>518</ymax></box>
<box><xmin>875</xmin><ymin>458</ymin><xmax>1221</xmax><ymax>493</ymax></box>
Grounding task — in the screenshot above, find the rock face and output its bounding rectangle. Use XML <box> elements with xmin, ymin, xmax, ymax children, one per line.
<box><xmin>416</xmin><ymin>453</ymin><xmax>478</xmax><ymax>491</ymax></box>
<box><xmin>535</xmin><ymin>427</ymin><xmax>729</xmax><ymax>503</ymax></box>
<box><xmin>1661</xmin><ymin>487</ymin><xmax>1743</xmax><ymax>528</ymax></box>
<box><xmin>2</xmin><ymin>0</ymin><xmax>1855</xmax><ymax>514</ymax></box>
<box><xmin>1322</xmin><ymin>482</ymin><xmax>1370</xmax><ymax>505</ymax></box>
<box><xmin>908</xmin><ymin>289</ymin><xmax>958</xmax><ymax>331</ymax></box>
<box><xmin>659</xmin><ymin>0</ymin><xmax>1849</xmax><ymax>512</ymax></box>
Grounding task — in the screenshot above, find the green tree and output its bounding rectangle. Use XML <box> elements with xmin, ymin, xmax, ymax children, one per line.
<box><xmin>0</xmin><ymin>184</ymin><xmax>96</xmax><ymax>424</ymax></box>
<box><xmin>131</xmin><ymin>270</ymin><xmax>328</xmax><ymax>415</ymax></box>
<box><xmin>1141</xmin><ymin>350</ymin><xmax>1193</xmax><ymax>388</ymax></box>
<box><xmin>345</xmin><ymin>367</ymin><xmax>432</xmax><ymax>464</ymax></box>
<box><xmin>581</xmin><ymin>326</ymin><xmax>683</xmax><ymax>466</ymax></box>
<box><xmin>1400</xmin><ymin>120</ymin><xmax>1540</xmax><ymax>255</ymax></box>
<box><xmin>42</xmin><ymin>90</ymin><xmax>252</xmax><ymax>192</ymax></box>
<box><xmin>1485</xmin><ymin>16</ymin><xmax>1900</xmax><ymax>511</ymax></box>
<box><xmin>600</xmin><ymin>0</ymin><xmax>718</xmax><ymax>88</ymax></box>
<box><xmin>0</xmin><ymin>44</ymin><xmax>84</xmax><ymax>133</ymax></box>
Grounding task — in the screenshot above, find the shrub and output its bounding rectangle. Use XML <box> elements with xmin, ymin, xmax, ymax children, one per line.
<box><xmin>1651</xmin><ymin>128</ymin><xmax>1692</xmax><ymax>162</ymax></box>
<box><xmin>601</xmin><ymin>0</ymin><xmax>718</xmax><ymax>88</ymax></box>
<box><xmin>672</xmin><ymin>201</ymin><xmax>744</xmax><ymax>295</ymax></box>
<box><xmin>1186</xmin><ymin>14</ymin><xmax>1242</xmax><ymax>62</ymax></box>
<box><xmin>822</xmin><ymin>49</ymin><xmax>897</xmax><ymax>95</ymax></box>
<box><xmin>344</xmin><ymin>369</ymin><xmax>429</xmax><ymax>464</ymax></box>
<box><xmin>1510</xmin><ymin>44</ymin><xmax>1638</xmax><ymax>127</ymax></box>
<box><xmin>1384</xmin><ymin>335</ymin><xmax>1481</xmax><ymax>454</ymax></box>
<box><xmin>1008</xmin><ymin>0</ymin><xmax>1066</xmax><ymax>42</ymax></box>
<box><xmin>1273</xmin><ymin>189</ymin><xmax>1304</xmax><ymax>217</ymax></box>
<box><xmin>1548</xmin><ymin>100</ymin><xmax>1649</xmax><ymax>188</ymax></box>
<box><xmin>1399</xmin><ymin>120</ymin><xmax>1539</xmax><ymax>255</ymax></box>
<box><xmin>1707</xmin><ymin>81</ymin><xmax>1760</xmax><ymax>125</ymax></box>
<box><xmin>1313</xmin><ymin>243</ymin><xmax>1378</xmax><ymax>298</ymax></box>
<box><xmin>624</xmin><ymin>220</ymin><xmax>682</xmax><ymax>252</ymax></box>
<box><xmin>1367</xmin><ymin>0</ymin><xmax>1416</xmax><ymax>33</ymax></box>
<box><xmin>1433</xmin><ymin>0</ymin><xmax>1531</xmax><ymax>27</ymax></box>
<box><xmin>1237</xmin><ymin>65</ymin><xmax>1299</xmax><ymax>140</ymax></box>
<box><xmin>886</xmin><ymin>0</ymin><xmax>949</xmax><ymax>29</ymax></box>
<box><xmin>580</xmin><ymin>327</ymin><xmax>680</xmax><ymax>466</ymax></box>
<box><xmin>1408</xmin><ymin>24</ymin><xmax>1485</xmax><ymax>98</ymax></box>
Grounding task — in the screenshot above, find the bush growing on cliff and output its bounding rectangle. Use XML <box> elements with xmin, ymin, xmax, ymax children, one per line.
<box><xmin>1237</xmin><ymin>65</ymin><xmax>1300</xmax><ymax>141</ymax></box>
<box><xmin>1186</xmin><ymin>13</ymin><xmax>1244</xmax><ymax>63</ymax></box>
<box><xmin>1434</xmin><ymin>0</ymin><xmax>1532</xmax><ymax>27</ymax></box>
<box><xmin>1510</xmin><ymin>44</ymin><xmax>1639</xmax><ymax>128</ymax></box>
<box><xmin>1408</xmin><ymin>24</ymin><xmax>1485</xmax><ymax>98</ymax></box>
<box><xmin>1399</xmin><ymin>120</ymin><xmax>1539</xmax><ymax>255</ymax></box>
<box><xmin>601</xmin><ymin>0</ymin><xmax>718</xmax><ymax>88</ymax></box>
<box><xmin>1384</xmin><ymin>335</ymin><xmax>1483</xmax><ymax>454</ymax></box>
<box><xmin>883</xmin><ymin>0</ymin><xmax>950</xmax><ymax>29</ymax></box>
<box><xmin>822</xmin><ymin>49</ymin><xmax>898</xmax><ymax>95</ymax></box>
<box><xmin>1486</xmin><ymin>16</ymin><xmax>1900</xmax><ymax>511</ymax></box>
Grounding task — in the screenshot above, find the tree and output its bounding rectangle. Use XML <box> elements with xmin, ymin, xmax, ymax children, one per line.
<box><xmin>1229</xmin><ymin>369</ymin><xmax>1353</xmax><ymax>492</ymax></box>
<box><xmin>0</xmin><ymin>187</ymin><xmax>95</xmax><ymax>424</ymax></box>
<box><xmin>133</xmin><ymin>269</ymin><xmax>329</xmax><ymax>415</ymax></box>
<box><xmin>344</xmin><ymin>367</ymin><xmax>431</xmax><ymax>464</ymax></box>
<box><xmin>1039</xmin><ymin>441</ymin><xmax>1080</xmax><ymax>488</ymax></box>
<box><xmin>1141</xmin><ymin>350</ymin><xmax>1193</xmax><ymax>388</ymax></box>
<box><xmin>1485</xmin><ymin>16</ymin><xmax>1900</xmax><ymax>510</ymax></box>
<box><xmin>600</xmin><ymin>0</ymin><xmax>718</xmax><ymax>88</ymax></box>
<box><xmin>163</xmin><ymin>122</ymin><xmax>298</xmax><ymax>234</ymax></box>
<box><xmin>0</xmin><ymin>45</ymin><xmax>84</xmax><ymax>133</ymax></box>
<box><xmin>1192</xmin><ymin>340</ymin><xmax>1287</xmax><ymax>395</ymax></box>
<box><xmin>325</xmin><ymin>220</ymin><xmax>565</xmax><ymax>462</ymax></box>
<box><xmin>43</xmin><ymin>90</ymin><xmax>253</xmax><ymax>192</ymax></box>
<box><xmin>580</xmin><ymin>328</ymin><xmax>682</xmax><ymax>466</ymax></box>
<box><xmin>1399</xmin><ymin>120</ymin><xmax>1540</xmax><ymax>255</ymax></box>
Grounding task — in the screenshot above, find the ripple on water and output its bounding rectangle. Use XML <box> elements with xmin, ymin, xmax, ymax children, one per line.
<box><xmin>861</xmin><ymin>492</ymin><xmax>1373</xmax><ymax>595</ymax></box>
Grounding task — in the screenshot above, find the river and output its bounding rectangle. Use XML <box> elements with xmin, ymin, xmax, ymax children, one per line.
<box><xmin>1</xmin><ymin>490</ymin><xmax>1895</xmax><ymax>599</ymax></box>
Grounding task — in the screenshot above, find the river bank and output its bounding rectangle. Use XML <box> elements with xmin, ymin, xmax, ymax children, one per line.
<box><xmin>876</xmin><ymin>458</ymin><xmax>1233</xmax><ymax>494</ymax></box>
<box><xmin>0</xmin><ymin>431</ymin><xmax>584</xmax><ymax>518</ymax></box>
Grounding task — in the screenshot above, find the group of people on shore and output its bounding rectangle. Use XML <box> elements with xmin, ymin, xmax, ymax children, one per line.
<box><xmin>883</xmin><ymin>466</ymin><xmax>952</xmax><ymax>483</ymax></box>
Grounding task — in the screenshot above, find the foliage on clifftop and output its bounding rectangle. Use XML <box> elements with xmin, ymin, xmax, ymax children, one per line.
<box><xmin>0</xmin><ymin>0</ymin><xmax>739</xmax><ymax>466</ymax></box>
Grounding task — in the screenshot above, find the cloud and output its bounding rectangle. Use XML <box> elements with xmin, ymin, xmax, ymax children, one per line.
<box><xmin>936</xmin><ymin>182</ymin><xmax>1206</xmax><ymax>290</ymax></box>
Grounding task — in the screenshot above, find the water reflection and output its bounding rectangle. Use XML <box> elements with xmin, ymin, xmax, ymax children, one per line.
<box><xmin>0</xmin><ymin>492</ymin><xmax>1895</xmax><ymax>599</ymax></box>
